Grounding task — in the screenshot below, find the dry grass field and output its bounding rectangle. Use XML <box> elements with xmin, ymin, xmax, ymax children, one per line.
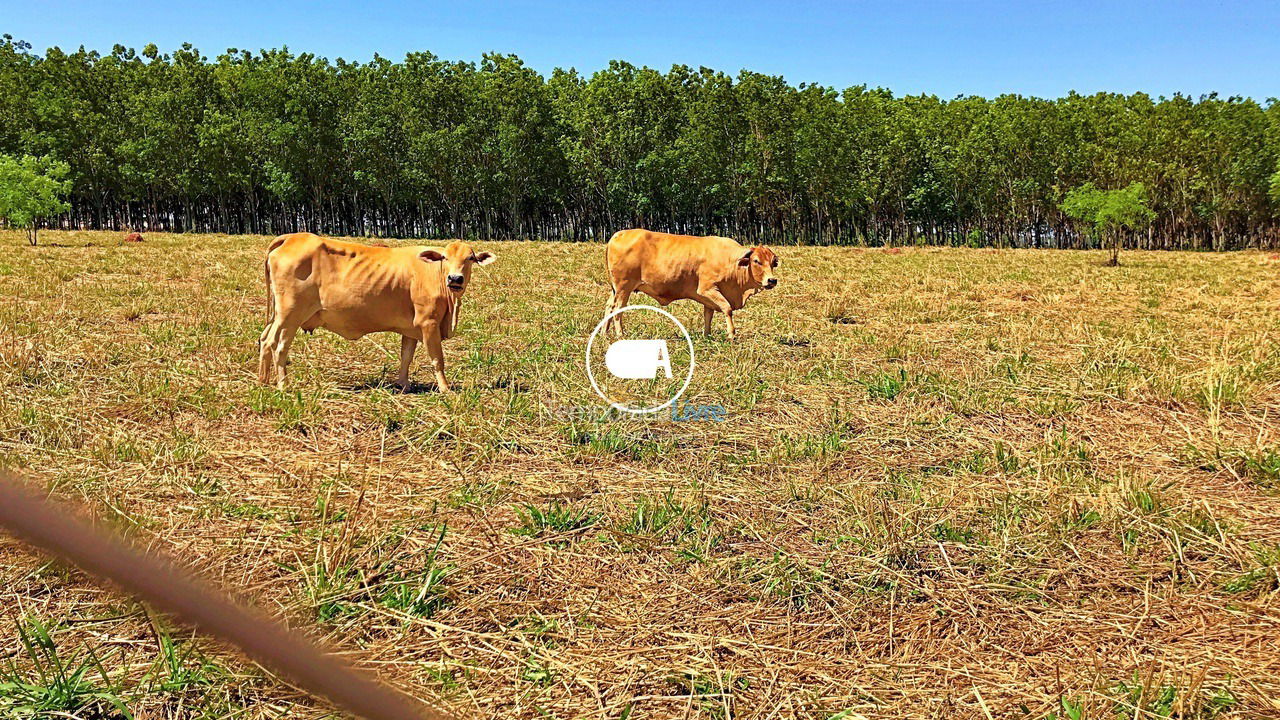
<box><xmin>1</xmin><ymin>230</ymin><xmax>1279</xmax><ymax>720</ymax></box>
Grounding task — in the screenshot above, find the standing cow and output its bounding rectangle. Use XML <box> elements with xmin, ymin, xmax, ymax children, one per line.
<box><xmin>258</xmin><ymin>233</ymin><xmax>496</xmax><ymax>392</ymax></box>
<box><xmin>604</xmin><ymin>229</ymin><xmax>779</xmax><ymax>340</ymax></box>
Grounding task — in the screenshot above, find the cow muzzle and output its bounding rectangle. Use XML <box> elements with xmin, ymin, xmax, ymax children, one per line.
<box><xmin>446</xmin><ymin>274</ymin><xmax>465</xmax><ymax>291</ymax></box>
<box><xmin>764</xmin><ymin>278</ymin><xmax>778</xmax><ymax>289</ymax></box>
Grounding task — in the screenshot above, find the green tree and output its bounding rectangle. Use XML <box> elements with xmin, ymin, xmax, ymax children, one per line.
<box><xmin>1</xmin><ymin>38</ymin><xmax>1278</xmax><ymax>247</ymax></box>
<box><xmin>0</xmin><ymin>154</ymin><xmax>71</xmax><ymax>245</ymax></box>
<box><xmin>1060</xmin><ymin>182</ymin><xmax>1155</xmax><ymax>265</ymax></box>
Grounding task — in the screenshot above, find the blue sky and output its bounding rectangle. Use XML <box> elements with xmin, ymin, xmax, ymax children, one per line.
<box><xmin>5</xmin><ymin>0</ymin><xmax>1277</xmax><ymax>100</ymax></box>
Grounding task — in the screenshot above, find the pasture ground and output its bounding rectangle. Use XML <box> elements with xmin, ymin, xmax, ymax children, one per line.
<box><xmin>1</xmin><ymin>230</ymin><xmax>1278</xmax><ymax>720</ymax></box>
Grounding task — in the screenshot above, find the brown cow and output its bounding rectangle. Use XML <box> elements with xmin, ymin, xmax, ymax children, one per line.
<box><xmin>258</xmin><ymin>233</ymin><xmax>496</xmax><ymax>392</ymax></box>
<box><xmin>604</xmin><ymin>229</ymin><xmax>778</xmax><ymax>340</ymax></box>
<box><xmin>123</xmin><ymin>232</ymin><xmax>144</xmax><ymax>243</ymax></box>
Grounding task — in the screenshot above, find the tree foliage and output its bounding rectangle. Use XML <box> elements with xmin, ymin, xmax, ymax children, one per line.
<box><xmin>1</xmin><ymin>36</ymin><xmax>1278</xmax><ymax>248</ymax></box>
<box><xmin>0</xmin><ymin>153</ymin><xmax>71</xmax><ymax>245</ymax></box>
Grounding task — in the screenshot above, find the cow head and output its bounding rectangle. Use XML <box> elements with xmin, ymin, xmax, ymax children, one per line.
<box><xmin>736</xmin><ymin>246</ymin><xmax>779</xmax><ymax>290</ymax></box>
<box><xmin>419</xmin><ymin>241</ymin><xmax>497</xmax><ymax>293</ymax></box>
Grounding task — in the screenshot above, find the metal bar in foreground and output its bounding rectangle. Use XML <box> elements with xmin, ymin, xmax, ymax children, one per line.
<box><xmin>0</xmin><ymin>470</ymin><xmax>451</xmax><ymax>720</ymax></box>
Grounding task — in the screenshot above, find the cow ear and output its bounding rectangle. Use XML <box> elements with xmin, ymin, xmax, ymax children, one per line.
<box><xmin>474</xmin><ymin>251</ymin><xmax>497</xmax><ymax>266</ymax></box>
<box><xmin>419</xmin><ymin>249</ymin><xmax>445</xmax><ymax>262</ymax></box>
<box><xmin>737</xmin><ymin>249</ymin><xmax>754</xmax><ymax>267</ymax></box>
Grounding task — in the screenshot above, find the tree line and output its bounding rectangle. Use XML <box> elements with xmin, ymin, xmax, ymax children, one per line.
<box><xmin>2</xmin><ymin>36</ymin><xmax>1279</xmax><ymax>248</ymax></box>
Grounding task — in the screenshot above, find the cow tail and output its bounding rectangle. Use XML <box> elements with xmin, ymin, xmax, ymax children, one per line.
<box><xmin>604</xmin><ymin>239</ymin><xmax>614</xmax><ymax>292</ymax></box>
<box><xmin>263</xmin><ymin>254</ymin><xmax>273</xmax><ymax>325</ymax></box>
<box><xmin>263</xmin><ymin>236</ymin><xmax>287</xmax><ymax>325</ymax></box>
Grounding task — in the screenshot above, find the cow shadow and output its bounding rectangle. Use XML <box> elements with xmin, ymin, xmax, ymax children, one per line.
<box><xmin>343</xmin><ymin>375</ymin><xmax>529</xmax><ymax>394</ymax></box>
<box><xmin>344</xmin><ymin>378</ymin><xmax>440</xmax><ymax>395</ymax></box>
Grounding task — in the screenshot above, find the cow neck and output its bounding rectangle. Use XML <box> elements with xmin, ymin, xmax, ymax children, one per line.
<box><xmin>407</xmin><ymin>260</ymin><xmax>461</xmax><ymax>338</ymax></box>
<box><xmin>726</xmin><ymin>261</ymin><xmax>757</xmax><ymax>309</ymax></box>
<box><xmin>436</xmin><ymin>264</ymin><xmax>461</xmax><ymax>337</ymax></box>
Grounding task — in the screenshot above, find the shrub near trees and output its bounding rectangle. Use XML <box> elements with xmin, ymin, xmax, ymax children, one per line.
<box><xmin>1</xmin><ymin>36</ymin><xmax>1278</xmax><ymax>248</ymax></box>
<box><xmin>1060</xmin><ymin>183</ymin><xmax>1156</xmax><ymax>266</ymax></box>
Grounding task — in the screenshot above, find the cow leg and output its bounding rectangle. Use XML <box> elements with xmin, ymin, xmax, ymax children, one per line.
<box><xmin>702</xmin><ymin>306</ymin><xmax>715</xmax><ymax>336</ymax></box>
<box><xmin>607</xmin><ymin>282</ymin><xmax>638</xmax><ymax>339</ymax></box>
<box><xmin>397</xmin><ymin>334</ymin><xmax>418</xmax><ymax>391</ymax></box>
<box><xmin>696</xmin><ymin>286</ymin><xmax>736</xmax><ymax>341</ymax></box>
<box><xmin>603</xmin><ymin>289</ymin><xmax>618</xmax><ymax>336</ymax></box>
<box><xmin>264</xmin><ymin>298</ymin><xmax>319</xmax><ymax>390</ymax></box>
<box><xmin>267</xmin><ymin>322</ymin><xmax>301</xmax><ymax>390</ymax></box>
<box><xmin>257</xmin><ymin>324</ymin><xmax>276</xmax><ymax>385</ymax></box>
<box><xmin>420</xmin><ymin>322</ymin><xmax>450</xmax><ymax>393</ymax></box>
